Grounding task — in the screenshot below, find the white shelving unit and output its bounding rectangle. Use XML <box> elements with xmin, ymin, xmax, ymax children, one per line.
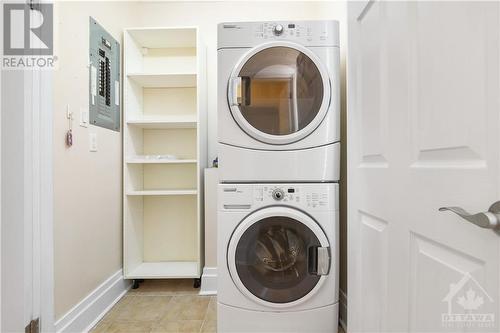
<box><xmin>123</xmin><ymin>27</ymin><xmax>206</xmax><ymax>281</ymax></box>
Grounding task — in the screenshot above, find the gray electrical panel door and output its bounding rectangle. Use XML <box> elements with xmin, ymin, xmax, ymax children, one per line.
<box><xmin>89</xmin><ymin>17</ymin><xmax>120</xmax><ymax>131</ymax></box>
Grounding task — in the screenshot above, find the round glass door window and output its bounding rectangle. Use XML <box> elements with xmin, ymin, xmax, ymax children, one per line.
<box><xmin>234</xmin><ymin>216</ymin><xmax>322</xmax><ymax>303</ymax></box>
<box><xmin>231</xmin><ymin>46</ymin><xmax>327</xmax><ymax>138</ymax></box>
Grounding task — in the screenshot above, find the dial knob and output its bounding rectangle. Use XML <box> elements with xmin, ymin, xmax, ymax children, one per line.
<box><xmin>272</xmin><ymin>189</ymin><xmax>285</xmax><ymax>201</ymax></box>
<box><xmin>273</xmin><ymin>24</ymin><xmax>284</xmax><ymax>36</ymax></box>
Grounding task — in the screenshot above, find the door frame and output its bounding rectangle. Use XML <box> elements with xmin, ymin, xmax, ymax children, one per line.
<box><xmin>37</xmin><ymin>62</ymin><xmax>55</xmax><ymax>333</ymax></box>
<box><xmin>36</xmin><ymin>24</ymin><xmax>55</xmax><ymax>333</ymax></box>
<box><xmin>347</xmin><ymin>1</ymin><xmax>378</xmax><ymax>332</ymax></box>
<box><xmin>0</xmin><ymin>35</ymin><xmax>2</xmax><ymax>333</ymax></box>
<box><xmin>27</xmin><ymin>1</ymin><xmax>55</xmax><ymax>331</ymax></box>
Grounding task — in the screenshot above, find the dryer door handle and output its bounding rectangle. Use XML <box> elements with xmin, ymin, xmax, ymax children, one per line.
<box><xmin>229</xmin><ymin>77</ymin><xmax>242</xmax><ymax>106</ymax></box>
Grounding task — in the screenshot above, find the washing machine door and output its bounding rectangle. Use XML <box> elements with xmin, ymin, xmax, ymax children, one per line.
<box><xmin>227</xmin><ymin>207</ymin><xmax>331</xmax><ymax>308</ymax></box>
<box><xmin>227</xmin><ymin>41</ymin><xmax>331</xmax><ymax>145</ymax></box>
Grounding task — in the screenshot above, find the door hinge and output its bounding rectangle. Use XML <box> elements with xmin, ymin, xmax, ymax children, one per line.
<box><xmin>25</xmin><ymin>318</ymin><xmax>39</xmax><ymax>333</ymax></box>
<box><xmin>27</xmin><ymin>0</ymin><xmax>40</xmax><ymax>11</ymax></box>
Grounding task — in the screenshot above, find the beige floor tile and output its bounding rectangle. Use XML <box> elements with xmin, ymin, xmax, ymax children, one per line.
<box><xmin>200</xmin><ymin>297</ymin><xmax>216</xmax><ymax>333</ymax></box>
<box><xmin>126</xmin><ymin>296</ymin><xmax>172</xmax><ymax>322</ymax></box>
<box><xmin>128</xmin><ymin>279</ymin><xmax>198</xmax><ymax>296</ymax></box>
<box><xmin>150</xmin><ymin>320</ymin><xmax>203</xmax><ymax>333</ymax></box>
<box><xmin>161</xmin><ymin>295</ymin><xmax>210</xmax><ymax>322</ymax></box>
<box><xmin>94</xmin><ymin>321</ymin><xmax>154</xmax><ymax>333</ymax></box>
<box><xmin>100</xmin><ymin>296</ymin><xmax>134</xmax><ymax>323</ymax></box>
<box><xmin>205</xmin><ymin>297</ymin><xmax>216</xmax><ymax>322</ymax></box>
<box><xmin>107</xmin><ymin>295</ymin><xmax>172</xmax><ymax>322</ymax></box>
<box><xmin>90</xmin><ymin>321</ymin><xmax>112</xmax><ymax>333</ymax></box>
<box><xmin>200</xmin><ymin>317</ymin><xmax>216</xmax><ymax>333</ymax></box>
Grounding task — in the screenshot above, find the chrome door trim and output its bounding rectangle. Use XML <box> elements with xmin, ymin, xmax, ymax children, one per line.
<box><xmin>227</xmin><ymin>41</ymin><xmax>332</xmax><ymax>145</ymax></box>
<box><xmin>227</xmin><ymin>206</ymin><xmax>330</xmax><ymax>308</ymax></box>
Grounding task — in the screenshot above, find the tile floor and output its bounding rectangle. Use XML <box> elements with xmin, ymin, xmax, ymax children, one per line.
<box><xmin>91</xmin><ymin>279</ymin><xmax>344</xmax><ymax>333</ymax></box>
<box><xmin>91</xmin><ymin>280</ymin><xmax>215</xmax><ymax>333</ymax></box>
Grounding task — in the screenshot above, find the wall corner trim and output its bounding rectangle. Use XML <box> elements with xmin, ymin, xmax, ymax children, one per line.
<box><xmin>339</xmin><ymin>288</ymin><xmax>347</xmax><ymax>332</ymax></box>
<box><xmin>199</xmin><ymin>267</ymin><xmax>217</xmax><ymax>296</ymax></box>
<box><xmin>55</xmin><ymin>269</ymin><xmax>131</xmax><ymax>333</ymax></box>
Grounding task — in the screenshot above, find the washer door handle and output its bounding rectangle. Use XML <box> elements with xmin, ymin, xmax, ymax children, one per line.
<box><xmin>308</xmin><ymin>246</ymin><xmax>330</xmax><ymax>275</ymax></box>
<box><xmin>317</xmin><ymin>247</ymin><xmax>331</xmax><ymax>275</ymax></box>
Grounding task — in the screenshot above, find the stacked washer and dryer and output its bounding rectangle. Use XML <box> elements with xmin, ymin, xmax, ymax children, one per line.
<box><xmin>217</xmin><ymin>21</ymin><xmax>340</xmax><ymax>333</ymax></box>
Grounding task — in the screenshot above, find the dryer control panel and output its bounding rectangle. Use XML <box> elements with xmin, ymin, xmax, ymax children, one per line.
<box><xmin>219</xmin><ymin>183</ymin><xmax>338</xmax><ymax>211</ymax></box>
<box><xmin>253</xmin><ymin>22</ymin><xmax>328</xmax><ymax>42</ymax></box>
<box><xmin>218</xmin><ymin>20</ymin><xmax>339</xmax><ymax>48</ymax></box>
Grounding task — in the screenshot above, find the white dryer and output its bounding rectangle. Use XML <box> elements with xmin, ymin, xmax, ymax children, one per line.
<box><xmin>217</xmin><ymin>183</ymin><xmax>339</xmax><ymax>333</ymax></box>
<box><xmin>217</xmin><ymin>21</ymin><xmax>340</xmax><ymax>182</ymax></box>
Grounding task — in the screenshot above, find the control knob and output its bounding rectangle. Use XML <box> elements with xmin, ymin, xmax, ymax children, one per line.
<box><xmin>272</xmin><ymin>188</ymin><xmax>285</xmax><ymax>201</ymax></box>
<box><xmin>273</xmin><ymin>24</ymin><xmax>284</xmax><ymax>36</ymax></box>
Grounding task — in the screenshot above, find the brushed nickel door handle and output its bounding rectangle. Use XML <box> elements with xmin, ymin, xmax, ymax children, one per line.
<box><xmin>439</xmin><ymin>201</ymin><xmax>500</xmax><ymax>229</ymax></box>
<box><xmin>229</xmin><ymin>77</ymin><xmax>242</xmax><ymax>106</ymax></box>
<box><xmin>317</xmin><ymin>247</ymin><xmax>331</xmax><ymax>275</ymax></box>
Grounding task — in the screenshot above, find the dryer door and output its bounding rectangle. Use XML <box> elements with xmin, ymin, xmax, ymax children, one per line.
<box><xmin>227</xmin><ymin>207</ymin><xmax>331</xmax><ymax>308</ymax></box>
<box><xmin>228</xmin><ymin>41</ymin><xmax>331</xmax><ymax>145</ymax></box>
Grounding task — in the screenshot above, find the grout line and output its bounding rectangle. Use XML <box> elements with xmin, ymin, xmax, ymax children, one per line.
<box><xmin>126</xmin><ymin>292</ymin><xmax>199</xmax><ymax>297</ymax></box>
<box><xmin>199</xmin><ymin>296</ymin><xmax>212</xmax><ymax>333</ymax></box>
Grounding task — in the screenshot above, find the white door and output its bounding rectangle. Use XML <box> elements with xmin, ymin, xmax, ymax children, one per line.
<box><xmin>1</xmin><ymin>4</ymin><xmax>52</xmax><ymax>331</ymax></box>
<box><xmin>1</xmin><ymin>67</ymin><xmax>35</xmax><ymax>332</ymax></box>
<box><xmin>348</xmin><ymin>1</ymin><xmax>500</xmax><ymax>332</ymax></box>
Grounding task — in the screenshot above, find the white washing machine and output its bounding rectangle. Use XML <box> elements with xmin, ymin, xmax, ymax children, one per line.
<box><xmin>217</xmin><ymin>183</ymin><xmax>339</xmax><ymax>333</ymax></box>
<box><xmin>217</xmin><ymin>21</ymin><xmax>340</xmax><ymax>182</ymax></box>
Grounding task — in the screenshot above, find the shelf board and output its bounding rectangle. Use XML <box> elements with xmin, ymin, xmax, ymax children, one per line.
<box><xmin>126</xmin><ymin>157</ymin><xmax>197</xmax><ymax>164</ymax></box>
<box><xmin>126</xmin><ymin>261</ymin><xmax>199</xmax><ymax>279</ymax></box>
<box><xmin>127</xmin><ymin>115</ymin><xmax>197</xmax><ymax>129</ymax></box>
<box><xmin>126</xmin><ymin>28</ymin><xmax>197</xmax><ymax>49</ymax></box>
<box><xmin>126</xmin><ymin>189</ymin><xmax>198</xmax><ymax>196</ymax></box>
<box><xmin>127</xmin><ymin>73</ymin><xmax>196</xmax><ymax>88</ymax></box>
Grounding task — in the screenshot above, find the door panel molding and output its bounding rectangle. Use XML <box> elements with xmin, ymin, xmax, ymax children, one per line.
<box><xmin>409</xmin><ymin>1</ymin><xmax>491</xmax><ymax>169</ymax></box>
<box><xmin>360</xmin><ymin>212</ymin><xmax>388</xmax><ymax>332</ymax></box>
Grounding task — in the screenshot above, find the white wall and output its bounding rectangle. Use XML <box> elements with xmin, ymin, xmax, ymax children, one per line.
<box><xmin>53</xmin><ymin>0</ymin><xmax>347</xmax><ymax>320</ymax></box>
<box><xmin>52</xmin><ymin>1</ymin><xmax>140</xmax><ymax>320</ymax></box>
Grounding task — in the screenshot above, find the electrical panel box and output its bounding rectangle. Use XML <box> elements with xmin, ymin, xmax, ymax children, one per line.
<box><xmin>89</xmin><ymin>17</ymin><xmax>120</xmax><ymax>131</ymax></box>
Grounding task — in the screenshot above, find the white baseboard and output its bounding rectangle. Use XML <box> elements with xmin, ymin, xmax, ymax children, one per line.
<box><xmin>339</xmin><ymin>289</ymin><xmax>347</xmax><ymax>332</ymax></box>
<box><xmin>199</xmin><ymin>267</ymin><xmax>217</xmax><ymax>296</ymax></box>
<box><xmin>55</xmin><ymin>269</ymin><xmax>131</xmax><ymax>333</ymax></box>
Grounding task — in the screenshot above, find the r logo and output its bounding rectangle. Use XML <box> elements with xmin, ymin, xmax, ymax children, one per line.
<box><xmin>3</xmin><ymin>3</ymin><xmax>53</xmax><ymax>55</ymax></box>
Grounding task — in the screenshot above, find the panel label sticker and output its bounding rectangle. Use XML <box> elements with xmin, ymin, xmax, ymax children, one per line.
<box><xmin>90</xmin><ymin>65</ymin><xmax>97</xmax><ymax>105</ymax></box>
<box><xmin>115</xmin><ymin>80</ymin><xmax>120</xmax><ymax>106</ymax></box>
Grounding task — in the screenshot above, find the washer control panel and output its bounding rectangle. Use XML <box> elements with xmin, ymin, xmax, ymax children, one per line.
<box><xmin>252</xmin><ymin>184</ymin><xmax>336</xmax><ymax>211</ymax></box>
<box><xmin>220</xmin><ymin>184</ymin><xmax>338</xmax><ymax>211</ymax></box>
